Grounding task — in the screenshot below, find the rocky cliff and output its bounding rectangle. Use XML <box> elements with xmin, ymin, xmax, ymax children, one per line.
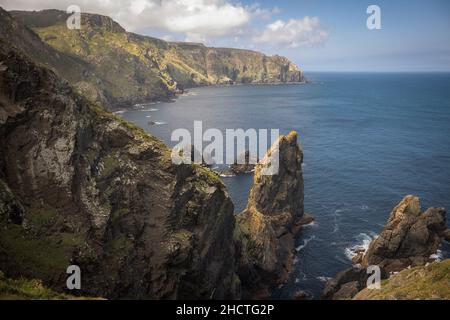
<box><xmin>0</xmin><ymin>39</ymin><xmax>239</xmax><ymax>299</ymax></box>
<box><xmin>235</xmin><ymin>131</ymin><xmax>307</xmax><ymax>297</ymax></box>
<box><xmin>0</xmin><ymin>11</ymin><xmax>307</xmax><ymax>297</ymax></box>
<box><xmin>8</xmin><ymin>9</ymin><xmax>305</xmax><ymax>109</ymax></box>
<box><xmin>323</xmin><ymin>196</ymin><xmax>449</xmax><ymax>300</ymax></box>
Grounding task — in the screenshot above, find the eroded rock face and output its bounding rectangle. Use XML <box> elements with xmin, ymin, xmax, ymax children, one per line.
<box><xmin>322</xmin><ymin>195</ymin><xmax>448</xmax><ymax>300</ymax></box>
<box><xmin>0</xmin><ymin>42</ymin><xmax>238</xmax><ymax>299</ymax></box>
<box><xmin>362</xmin><ymin>195</ymin><xmax>448</xmax><ymax>272</ymax></box>
<box><xmin>236</xmin><ymin>131</ymin><xmax>304</xmax><ymax>297</ymax></box>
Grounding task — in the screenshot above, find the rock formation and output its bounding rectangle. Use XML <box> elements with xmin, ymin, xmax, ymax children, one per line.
<box><xmin>0</xmin><ymin>11</ymin><xmax>308</xmax><ymax>298</ymax></box>
<box><xmin>6</xmin><ymin>8</ymin><xmax>305</xmax><ymax>110</ymax></box>
<box><xmin>361</xmin><ymin>195</ymin><xmax>448</xmax><ymax>272</ymax></box>
<box><xmin>230</xmin><ymin>150</ymin><xmax>256</xmax><ymax>174</ymax></box>
<box><xmin>0</xmin><ymin>39</ymin><xmax>239</xmax><ymax>299</ymax></box>
<box><xmin>323</xmin><ymin>195</ymin><xmax>449</xmax><ymax>299</ymax></box>
<box><xmin>235</xmin><ymin>131</ymin><xmax>306</xmax><ymax>297</ymax></box>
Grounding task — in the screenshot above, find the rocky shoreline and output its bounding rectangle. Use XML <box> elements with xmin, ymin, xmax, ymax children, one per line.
<box><xmin>322</xmin><ymin>195</ymin><xmax>449</xmax><ymax>300</ymax></box>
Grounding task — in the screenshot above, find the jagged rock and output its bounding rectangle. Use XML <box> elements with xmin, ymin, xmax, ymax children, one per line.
<box><xmin>362</xmin><ymin>195</ymin><xmax>448</xmax><ymax>272</ymax></box>
<box><xmin>0</xmin><ymin>41</ymin><xmax>238</xmax><ymax>299</ymax></box>
<box><xmin>230</xmin><ymin>150</ymin><xmax>256</xmax><ymax>174</ymax></box>
<box><xmin>444</xmin><ymin>229</ymin><xmax>450</xmax><ymax>242</ymax></box>
<box><xmin>323</xmin><ymin>195</ymin><xmax>447</xmax><ymax>299</ymax></box>
<box><xmin>236</xmin><ymin>131</ymin><xmax>304</xmax><ymax>297</ymax></box>
<box><xmin>293</xmin><ymin>290</ymin><xmax>313</xmax><ymax>300</ymax></box>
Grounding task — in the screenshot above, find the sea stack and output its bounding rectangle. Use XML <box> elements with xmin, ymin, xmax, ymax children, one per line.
<box><xmin>361</xmin><ymin>195</ymin><xmax>448</xmax><ymax>272</ymax></box>
<box><xmin>322</xmin><ymin>195</ymin><xmax>448</xmax><ymax>299</ymax></box>
<box><xmin>235</xmin><ymin>131</ymin><xmax>305</xmax><ymax>297</ymax></box>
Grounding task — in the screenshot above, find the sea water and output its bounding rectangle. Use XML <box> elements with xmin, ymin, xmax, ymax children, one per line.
<box><xmin>122</xmin><ymin>72</ymin><xmax>450</xmax><ymax>298</ymax></box>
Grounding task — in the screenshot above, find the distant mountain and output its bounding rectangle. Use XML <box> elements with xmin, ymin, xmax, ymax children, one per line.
<box><xmin>7</xmin><ymin>9</ymin><xmax>305</xmax><ymax>109</ymax></box>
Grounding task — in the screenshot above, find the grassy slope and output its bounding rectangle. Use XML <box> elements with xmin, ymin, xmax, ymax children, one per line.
<box><xmin>0</xmin><ymin>271</ymin><xmax>101</xmax><ymax>300</ymax></box>
<box><xmin>9</xmin><ymin>9</ymin><xmax>303</xmax><ymax>109</ymax></box>
<box><xmin>354</xmin><ymin>259</ymin><xmax>450</xmax><ymax>300</ymax></box>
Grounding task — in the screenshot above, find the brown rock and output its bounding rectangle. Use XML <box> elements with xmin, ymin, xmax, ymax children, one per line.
<box><xmin>236</xmin><ymin>131</ymin><xmax>304</xmax><ymax>297</ymax></box>
<box><xmin>230</xmin><ymin>150</ymin><xmax>256</xmax><ymax>174</ymax></box>
<box><xmin>362</xmin><ymin>195</ymin><xmax>447</xmax><ymax>272</ymax></box>
<box><xmin>0</xmin><ymin>41</ymin><xmax>238</xmax><ymax>299</ymax></box>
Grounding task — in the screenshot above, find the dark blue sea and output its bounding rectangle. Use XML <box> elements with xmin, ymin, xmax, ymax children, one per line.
<box><xmin>121</xmin><ymin>72</ymin><xmax>450</xmax><ymax>299</ymax></box>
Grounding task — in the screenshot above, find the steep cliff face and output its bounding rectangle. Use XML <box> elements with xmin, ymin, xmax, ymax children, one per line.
<box><xmin>323</xmin><ymin>196</ymin><xmax>449</xmax><ymax>300</ymax></box>
<box><xmin>235</xmin><ymin>131</ymin><xmax>305</xmax><ymax>297</ymax></box>
<box><xmin>0</xmin><ymin>41</ymin><xmax>239</xmax><ymax>299</ymax></box>
<box><xmin>9</xmin><ymin>9</ymin><xmax>305</xmax><ymax>109</ymax></box>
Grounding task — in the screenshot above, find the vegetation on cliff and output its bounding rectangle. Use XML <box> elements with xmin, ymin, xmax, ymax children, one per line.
<box><xmin>0</xmin><ymin>271</ymin><xmax>99</xmax><ymax>300</ymax></box>
<box><xmin>354</xmin><ymin>260</ymin><xmax>450</xmax><ymax>300</ymax></box>
<box><xmin>8</xmin><ymin>9</ymin><xmax>305</xmax><ymax>109</ymax></box>
<box><xmin>0</xmin><ymin>35</ymin><xmax>238</xmax><ymax>299</ymax></box>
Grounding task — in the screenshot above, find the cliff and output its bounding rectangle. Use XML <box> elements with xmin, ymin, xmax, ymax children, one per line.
<box><xmin>0</xmin><ymin>10</ymin><xmax>308</xmax><ymax>298</ymax></box>
<box><xmin>235</xmin><ymin>131</ymin><xmax>306</xmax><ymax>297</ymax></box>
<box><xmin>8</xmin><ymin>9</ymin><xmax>305</xmax><ymax>109</ymax></box>
<box><xmin>0</xmin><ymin>38</ymin><xmax>239</xmax><ymax>299</ymax></box>
<box><xmin>323</xmin><ymin>196</ymin><xmax>449</xmax><ymax>300</ymax></box>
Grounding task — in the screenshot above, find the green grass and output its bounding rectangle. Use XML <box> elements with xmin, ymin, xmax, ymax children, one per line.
<box><xmin>0</xmin><ymin>271</ymin><xmax>101</xmax><ymax>300</ymax></box>
<box><xmin>354</xmin><ymin>259</ymin><xmax>450</xmax><ymax>300</ymax></box>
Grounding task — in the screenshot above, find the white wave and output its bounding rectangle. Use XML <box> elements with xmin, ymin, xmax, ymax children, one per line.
<box><xmin>316</xmin><ymin>276</ymin><xmax>332</xmax><ymax>283</ymax></box>
<box><xmin>183</xmin><ymin>91</ymin><xmax>199</xmax><ymax>96</ymax></box>
<box><xmin>344</xmin><ymin>232</ymin><xmax>377</xmax><ymax>261</ymax></box>
<box><xmin>430</xmin><ymin>249</ymin><xmax>443</xmax><ymax>262</ymax></box>
<box><xmin>219</xmin><ymin>173</ymin><xmax>235</xmax><ymax>178</ymax></box>
<box><xmin>296</xmin><ymin>235</ymin><xmax>316</xmax><ymax>252</ymax></box>
<box><xmin>140</xmin><ymin>108</ymin><xmax>159</xmax><ymax>112</ymax></box>
<box><xmin>145</xmin><ymin>115</ymin><xmax>151</xmax><ymax>118</ymax></box>
<box><xmin>332</xmin><ymin>223</ymin><xmax>339</xmax><ymax>233</ymax></box>
<box><xmin>113</xmin><ymin>110</ymin><xmax>126</xmax><ymax>114</ymax></box>
<box><xmin>303</xmin><ymin>220</ymin><xmax>316</xmax><ymax>228</ymax></box>
<box><xmin>360</xmin><ymin>205</ymin><xmax>369</xmax><ymax>210</ymax></box>
<box><xmin>153</xmin><ymin>121</ymin><xmax>167</xmax><ymax>125</ymax></box>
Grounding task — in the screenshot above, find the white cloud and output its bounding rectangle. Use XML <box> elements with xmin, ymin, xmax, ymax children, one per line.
<box><xmin>253</xmin><ymin>16</ymin><xmax>328</xmax><ymax>48</ymax></box>
<box><xmin>1</xmin><ymin>0</ymin><xmax>251</xmax><ymax>36</ymax></box>
<box><xmin>1</xmin><ymin>0</ymin><xmax>328</xmax><ymax>48</ymax></box>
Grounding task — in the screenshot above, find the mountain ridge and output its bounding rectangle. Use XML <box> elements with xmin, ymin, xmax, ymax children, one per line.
<box><xmin>6</xmin><ymin>8</ymin><xmax>305</xmax><ymax>110</ymax></box>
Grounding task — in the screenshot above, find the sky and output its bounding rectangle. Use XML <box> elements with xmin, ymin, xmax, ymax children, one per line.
<box><xmin>1</xmin><ymin>0</ymin><xmax>450</xmax><ymax>72</ymax></box>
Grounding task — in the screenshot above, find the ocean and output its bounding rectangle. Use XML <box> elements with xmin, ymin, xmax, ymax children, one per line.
<box><xmin>121</xmin><ymin>72</ymin><xmax>450</xmax><ymax>298</ymax></box>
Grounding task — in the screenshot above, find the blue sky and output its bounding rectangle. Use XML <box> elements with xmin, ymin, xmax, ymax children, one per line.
<box><xmin>239</xmin><ymin>0</ymin><xmax>450</xmax><ymax>71</ymax></box>
<box><xmin>3</xmin><ymin>0</ymin><xmax>450</xmax><ymax>71</ymax></box>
